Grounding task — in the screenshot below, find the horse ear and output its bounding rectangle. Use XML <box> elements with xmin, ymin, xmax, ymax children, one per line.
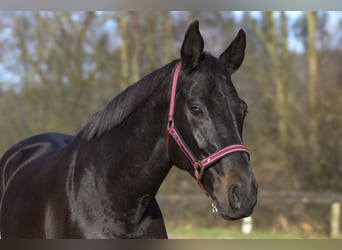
<box><xmin>219</xmin><ymin>29</ymin><xmax>246</xmax><ymax>75</ymax></box>
<box><xmin>181</xmin><ymin>20</ymin><xmax>204</xmax><ymax>72</ymax></box>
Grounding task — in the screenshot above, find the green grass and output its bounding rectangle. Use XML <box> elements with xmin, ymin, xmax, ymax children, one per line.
<box><xmin>167</xmin><ymin>227</ymin><xmax>327</xmax><ymax>239</ymax></box>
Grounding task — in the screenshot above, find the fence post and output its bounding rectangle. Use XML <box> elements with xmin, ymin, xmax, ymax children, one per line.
<box><xmin>241</xmin><ymin>216</ymin><xmax>253</xmax><ymax>235</ymax></box>
<box><xmin>330</xmin><ymin>202</ymin><xmax>340</xmax><ymax>238</ymax></box>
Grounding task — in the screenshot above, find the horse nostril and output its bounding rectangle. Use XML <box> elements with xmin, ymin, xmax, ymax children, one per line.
<box><xmin>229</xmin><ymin>184</ymin><xmax>241</xmax><ymax>210</ymax></box>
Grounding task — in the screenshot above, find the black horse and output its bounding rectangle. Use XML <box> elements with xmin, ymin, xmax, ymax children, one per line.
<box><xmin>0</xmin><ymin>21</ymin><xmax>257</xmax><ymax>238</ymax></box>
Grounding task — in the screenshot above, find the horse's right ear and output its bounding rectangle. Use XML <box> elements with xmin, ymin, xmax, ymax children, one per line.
<box><xmin>180</xmin><ymin>20</ymin><xmax>204</xmax><ymax>72</ymax></box>
<box><xmin>219</xmin><ymin>29</ymin><xmax>246</xmax><ymax>75</ymax></box>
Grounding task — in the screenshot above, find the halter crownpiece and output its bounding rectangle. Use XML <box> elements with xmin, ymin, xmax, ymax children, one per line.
<box><xmin>166</xmin><ymin>62</ymin><xmax>250</xmax><ymax>196</ymax></box>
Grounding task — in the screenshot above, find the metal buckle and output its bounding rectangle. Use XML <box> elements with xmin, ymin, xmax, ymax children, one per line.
<box><xmin>212</xmin><ymin>201</ymin><xmax>219</xmax><ymax>215</ymax></box>
<box><xmin>194</xmin><ymin>162</ymin><xmax>204</xmax><ymax>180</ymax></box>
<box><xmin>167</xmin><ymin>118</ymin><xmax>174</xmax><ymax>129</ymax></box>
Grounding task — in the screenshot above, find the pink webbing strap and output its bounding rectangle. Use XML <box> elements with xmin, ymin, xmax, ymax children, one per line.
<box><xmin>168</xmin><ymin>62</ymin><xmax>182</xmax><ymax>124</ymax></box>
<box><xmin>169</xmin><ymin>123</ymin><xmax>250</xmax><ymax>179</ymax></box>
<box><xmin>168</xmin><ymin>125</ymin><xmax>198</xmax><ymax>166</ymax></box>
<box><xmin>200</xmin><ymin>144</ymin><xmax>249</xmax><ymax>168</ymax></box>
<box><xmin>165</xmin><ymin>62</ymin><xmax>182</xmax><ymax>152</ymax></box>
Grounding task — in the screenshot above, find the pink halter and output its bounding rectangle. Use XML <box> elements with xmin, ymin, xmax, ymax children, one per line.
<box><xmin>166</xmin><ymin>62</ymin><xmax>249</xmax><ymax>196</ymax></box>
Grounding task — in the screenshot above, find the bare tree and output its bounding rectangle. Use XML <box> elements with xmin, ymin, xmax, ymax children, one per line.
<box><xmin>307</xmin><ymin>11</ymin><xmax>319</xmax><ymax>173</ymax></box>
<box><xmin>118</xmin><ymin>12</ymin><xmax>129</xmax><ymax>90</ymax></box>
<box><xmin>253</xmin><ymin>12</ymin><xmax>290</xmax><ymax>154</ymax></box>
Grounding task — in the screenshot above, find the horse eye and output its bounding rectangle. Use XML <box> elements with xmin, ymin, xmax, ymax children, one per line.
<box><xmin>190</xmin><ymin>106</ymin><xmax>203</xmax><ymax>116</ymax></box>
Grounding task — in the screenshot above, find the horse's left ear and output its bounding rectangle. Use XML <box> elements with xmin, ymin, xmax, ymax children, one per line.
<box><xmin>181</xmin><ymin>20</ymin><xmax>204</xmax><ymax>72</ymax></box>
<box><xmin>219</xmin><ymin>29</ymin><xmax>246</xmax><ymax>75</ymax></box>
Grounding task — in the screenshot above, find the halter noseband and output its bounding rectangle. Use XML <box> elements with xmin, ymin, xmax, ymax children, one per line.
<box><xmin>166</xmin><ymin>62</ymin><xmax>250</xmax><ymax>196</ymax></box>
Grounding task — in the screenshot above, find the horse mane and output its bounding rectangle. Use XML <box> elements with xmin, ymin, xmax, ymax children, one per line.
<box><xmin>81</xmin><ymin>60</ymin><xmax>179</xmax><ymax>140</ymax></box>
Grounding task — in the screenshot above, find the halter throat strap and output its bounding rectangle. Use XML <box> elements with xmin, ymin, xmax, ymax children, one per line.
<box><xmin>166</xmin><ymin>62</ymin><xmax>249</xmax><ymax>196</ymax></box>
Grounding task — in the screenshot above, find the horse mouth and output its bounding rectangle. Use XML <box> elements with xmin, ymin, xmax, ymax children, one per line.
<box><xmin>211</xmin><ymin>198</ymin><xmax>235</xmax><ymax>220</ymax></box>
<box><xmin>217</xmin><ymin>209</ymin><xmax>240</xmax><ymax>221</ymax></box>
<box><xmin>220</xmin><ymin>213</ymin><xmax>241</xmax><ymax>221</ymax></box>
<box><xmin>211</xmin><ymin>197</ymin><xmax>254</xmax><ymax>221</ymax></box>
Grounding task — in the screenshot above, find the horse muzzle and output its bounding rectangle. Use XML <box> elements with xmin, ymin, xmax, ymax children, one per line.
<box><xmin>211</xmin><ymin>173</ymin><xmax>258</xmax><ymax>220</ymax></box>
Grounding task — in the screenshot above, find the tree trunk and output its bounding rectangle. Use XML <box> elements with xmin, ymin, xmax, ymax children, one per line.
<box><xmin>119</xmin><ymin>12</ymin><xmax>129</xmax><ymax>90</ymax></box>
<box><xmin>131</xmin><ymin>13</ymin><xmax>141</xmax><ymax>83</ymax></box>
<box><xmin>307</xmin><ymin>11</ymin><xmax>319</xmax><ymax>173</ymax></box>
<box><xmin>144</xmin><ymin>13</ymin><xmax>158</xmax><ymax>70</ymax></box>
<box><xmin>265</xmin><ymin>11</ymin><xmax>289</xmax><ymax>152</ymax></box>
<box><xmin>160</xmin><ymin>11</ymin><xmax>172</xmax><ymax>64</ymax></box>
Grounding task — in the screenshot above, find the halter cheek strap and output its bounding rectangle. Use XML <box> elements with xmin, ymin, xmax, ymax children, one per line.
<box><xmin>166</xmin><ymin>62</ymin><xmax>250</xmax><ymax>196</ymax></box>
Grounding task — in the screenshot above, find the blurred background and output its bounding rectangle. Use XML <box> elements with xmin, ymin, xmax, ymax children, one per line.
<box><xmin>0</xmin><ymin>11</ymin><xmax>341</xmax><ymax>238</ymax></box>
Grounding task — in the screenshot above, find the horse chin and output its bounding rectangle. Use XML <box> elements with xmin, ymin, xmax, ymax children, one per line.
<box><xmin>211</xmin><ymin>198</ymin><xmax>254</xmax><ymax>221</ymax></box>
<box><xmin>219</xmin><ymin>211</ymin><xmax>245</xmax><ymax>221</ymax></box>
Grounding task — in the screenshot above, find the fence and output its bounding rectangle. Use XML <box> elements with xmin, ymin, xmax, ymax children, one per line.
<box><xmin>157</xmin><ymin>191</ymin><xmax>342</xmax><ymax>238</ymax></box>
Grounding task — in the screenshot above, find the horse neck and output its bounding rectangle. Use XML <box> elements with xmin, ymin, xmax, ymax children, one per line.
<box><xmin>74</xmin><ymin>71</ymin><xmax>173</xmax><ymax>202</ymax></box>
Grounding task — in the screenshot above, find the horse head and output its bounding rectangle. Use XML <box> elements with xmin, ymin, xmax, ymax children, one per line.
<box><xmin>168</xmin><ymin>21</ymin><xmax>258</xmax><ymax>220</ymax></box>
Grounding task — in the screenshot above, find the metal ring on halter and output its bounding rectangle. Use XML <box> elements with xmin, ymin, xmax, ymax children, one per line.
<box><xmin>194</xmin><ymin>162</ymin><xmax>204</xmax><ymax>180</ymax></box>
<box><xmin>168</xmin><ymin>118</ymin><xmax>174</xmax><ymax>128</ymax></box>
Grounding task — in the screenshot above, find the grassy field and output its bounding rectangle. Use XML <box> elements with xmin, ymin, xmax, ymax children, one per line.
<box><xmin>167</xmin><ymin>227</ymin><xmax>328</xmax><ymax>239</ymax></box>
